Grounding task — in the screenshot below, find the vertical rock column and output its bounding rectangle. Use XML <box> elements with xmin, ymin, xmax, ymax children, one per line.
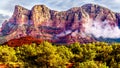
<box><xmin>13</xmin><ymin>5</ymin><xmax>30</xmax><ymax>25</ymax></box>
<box><xmin>31</xmin><ymin>5</ymin><xmax>50</xmax><ymax>27</ymax></box>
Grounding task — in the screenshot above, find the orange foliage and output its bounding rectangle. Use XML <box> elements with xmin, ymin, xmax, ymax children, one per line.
<box><xmin>3</xmin><ymin>36</ymin><xmax>43</xmax><ymax>47</ymax></box>
<box><xmin>0</xmin><ymin>64</ymin><xmax>8</xmax><ymax>68</ymax></box>
<box><xmin>66</xmin><ymin>63</ymin><xmax>74</xmax><ymax>68</ymax></box>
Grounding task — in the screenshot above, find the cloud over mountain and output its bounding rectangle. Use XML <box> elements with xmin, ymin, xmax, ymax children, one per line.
<box><xmin>1</xmin><ymin>0</ymin><xmax>120</xmax><ymax>16</ymax></box>
<box><xmin>0</xmin><ymin>14</ymin><xmax>9</xmax><ymax>26</ymax></box>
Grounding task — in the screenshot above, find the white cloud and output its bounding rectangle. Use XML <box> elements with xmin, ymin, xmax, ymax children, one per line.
<box><xmin>0</xmin><ymin>14</ymin><xmax>9</xmax><ymax>27</ymax></box>
<box><xmin>0</xmin><ymin>10</ymin><xmax>12</xmax><ymax>16</ymax></box>
<box><xmin>1</xmin><ymin>0</ymin><xmax>120</xmax><ymax>15</ymax></box>
<box><xmin>84</xmin><ymin>19</ymin><xmax>120</xmax><ymax>38</ymax></box>
<box><xmin>114</xmin><ymin>0</ymin><xmax>120</xmax><ymax>3</ymax></box>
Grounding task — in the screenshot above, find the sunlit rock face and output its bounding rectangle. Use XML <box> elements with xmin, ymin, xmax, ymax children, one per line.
<box><xmin>1</xmin><ymin>3</ymin><xmax>120</xmax><ymax>44</ymax></box>
<box><xmin>31</xmin><ymin>5</ymin><xmax>51</xmax><ymax>27</ymax></box>
<box><xmin>11</xmin><ymin>5</ymin><xmax>30</xmax><ymax>25</ymax></box>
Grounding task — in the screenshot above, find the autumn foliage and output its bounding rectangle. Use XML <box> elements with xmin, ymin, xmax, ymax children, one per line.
<box><xmin>3</xmin><ymin>36</ymin><xmax>42</xmax><ymax>47</ymax></box>
<box><xmin>1</xmin><ymin>41</ymin><xmax>120</xmax><ymax>68</ymax></box>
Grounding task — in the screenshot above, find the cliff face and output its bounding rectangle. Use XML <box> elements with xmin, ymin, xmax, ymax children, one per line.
<box><xmin>1</xmin><ymin>4</ymin><xmax>120</xmax><ymax>44</ymax></box>
<box><xmin>10</xmin><ymin>5</ymin><xmax>30</xmax><ymax>25</ymax></box>
<box><xmin>31</xmin><ymin>5</ymin><xmax>51</xmax><ymax>27</ymax></box>
<box><xmin>82</xmin><ymin>4</ymin><xmax>116</xmax><ymax>21</ymax></box>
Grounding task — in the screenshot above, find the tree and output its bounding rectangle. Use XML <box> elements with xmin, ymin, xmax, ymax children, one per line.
<box><xmin>73</xmin><ymin>61</ymin><xmax>108</xmax><ymax>68</ymax></box>
<box><xmin>56</xmin><ymin>45</ymin><xmax>74</xmax><ymax>63</ymax></box>
<box><xmin>0</xmin><ymin>45</ymin><xmax>17</xmax><ymax>63</ymax></box>
<box><xmin>35</xmin><ymin>41</ymin><xmax>66</xmax><ymax>67</ymax></box>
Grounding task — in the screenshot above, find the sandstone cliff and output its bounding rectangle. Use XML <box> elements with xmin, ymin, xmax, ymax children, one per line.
<box><xmin>1</xmin><ymin>3</ymin><xmax>120</xmax><ymax>44</ymax></box>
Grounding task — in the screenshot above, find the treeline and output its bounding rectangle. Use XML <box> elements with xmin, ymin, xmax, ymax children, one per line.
<box><xmin>1</xmin><ymin>41</ymin><xmax>120</xmax><ymax>68</ymax></box>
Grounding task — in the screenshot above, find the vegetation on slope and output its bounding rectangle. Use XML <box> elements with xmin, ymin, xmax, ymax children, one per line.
<box><xmin>0</xmin><ymin>41</ymin><xmax>120</xmax><ymax>68</ymax></box>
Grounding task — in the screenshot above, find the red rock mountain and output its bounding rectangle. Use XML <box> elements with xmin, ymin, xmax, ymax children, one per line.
<box><xmin>1</xmin><ymin>4</ymin><xmax>120</xmax><ymax>44</ymax></box>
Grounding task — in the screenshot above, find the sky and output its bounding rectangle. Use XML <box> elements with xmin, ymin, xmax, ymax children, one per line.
<box><xmin>0</xmin><ymin>0</ymin><xmax>120</xmax><ymax>24</ymax></box>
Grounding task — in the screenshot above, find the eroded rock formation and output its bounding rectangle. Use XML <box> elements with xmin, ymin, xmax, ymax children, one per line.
<box><xmin>1</xmin><ymin>3</ymin><xmax>120</xmax><ymax>44</ymax></box>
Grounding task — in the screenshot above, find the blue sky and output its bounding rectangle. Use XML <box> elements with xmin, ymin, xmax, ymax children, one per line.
<box><xmin>0</xmin><ymin>0</ymin><xmax>120</xmax><ymax>24</ymax></box>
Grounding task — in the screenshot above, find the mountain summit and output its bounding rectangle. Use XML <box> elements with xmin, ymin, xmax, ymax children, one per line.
<box><xmin>1</xmin><ymin>4</ymin><xmax>120</xmax><ymax>44</ymax></box>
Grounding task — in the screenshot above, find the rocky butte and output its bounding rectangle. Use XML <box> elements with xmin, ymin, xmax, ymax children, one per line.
<box><xmin>1</xmin><ymin>3</ymin><xmax>120</xmax><ymax>44</ymax></box>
